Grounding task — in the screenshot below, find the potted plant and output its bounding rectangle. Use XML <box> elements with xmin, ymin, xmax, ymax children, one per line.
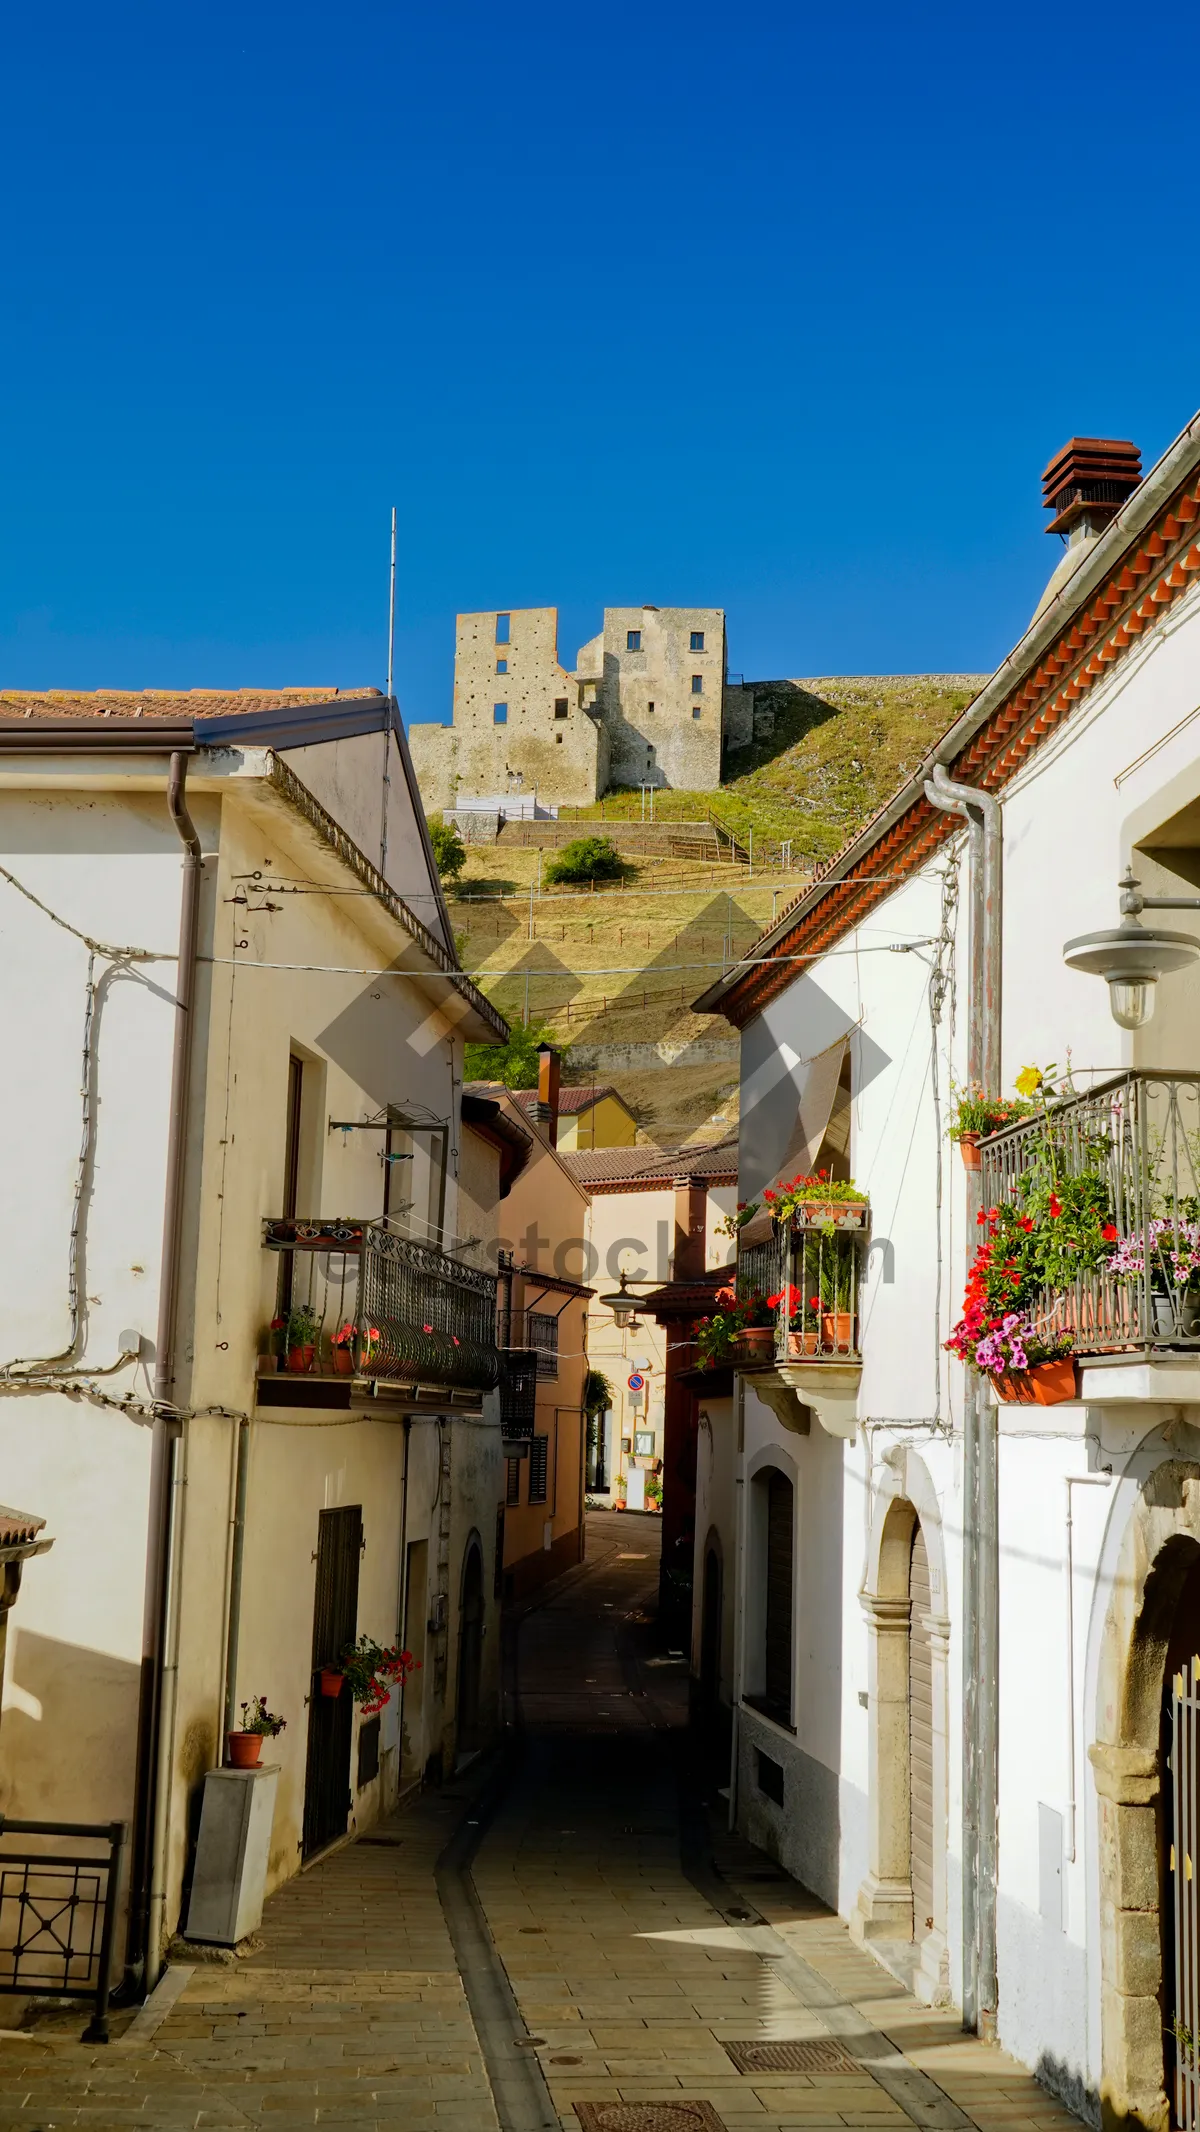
<box><xmin>974</xmin><ymin>1315</ymin><xmax>1078</xmax><ymax>1405</ymax></box>
<box><xmin>227</xmin><ymin>1694</ymin><xmax>286</xmax><ymax>1768</ymax></box>
<box><xmin>337</xmin><ymin>1635</ymin><xmax>419</xmax><ymax>1715</ymax></box>
<box><xmin>767</xmin><ymin>1172</ymin><xmax>869</xmax><ymax>1228</ymax></box>
<box><xmin>331</xmin><ymin>1322</ymin><xmax>356</xmax><ymax>1375</ymax></box>
<box><xmin>283</xmin><ymin>1302</ymin><xmax>321</xmax><ymax>1373</ymax></box>
<box><xmin>319</xmin><ymin>1664</ymin><xmax>345</xmax><ymax>1698</ymax></box>
<box><xmin>613</xmin><ymin>1471</ymin><xmax>627</xmax><ymax>1510</ymax></box>
<box><xmin>645</xmin><ymin>1474</ymin><xmax>663</xmax><ymax>1513</ymax></box>
<box><xmin>733</xmin><ymin>1291</ymin><xmax>774</xmax><ymax>1360</ymax></box>
<box><xmin>947</xmin><ymin>1082</ymin><xmax>1035</xmax><ymax>1169</ymax></box>
<box><xmin>1108</xmin><ymin>1215</ymin><xmax>1200</xmax><ymax>1338</ymax></box>
<box><xmin>767</xmin><ymin>1282</ymin><xmax>820</xmax><ymax>1357</ymax></box>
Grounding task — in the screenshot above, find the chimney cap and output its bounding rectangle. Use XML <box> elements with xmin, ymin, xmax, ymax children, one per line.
<box><xmin>1041</xmin><ymin>436</ymin><xmax>1142</xmax><ymax>536</ymax></box>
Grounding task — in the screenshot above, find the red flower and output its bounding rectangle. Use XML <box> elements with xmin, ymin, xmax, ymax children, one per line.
<box><xmin>1102</xmin><ymin>1222</ymin><xmax>1118</xmax><ymax>1242</ymax></box>
<box><xmin>809</xmin><ymin>1295</ymin><xmax>820</xmax><ymax>1311</ymax></box>
<box><xmin>1049</xmin><ymin>1194</ymin><xmax>1063</xmax><ymax>1218</ymax></box>
<box><xmin>763</xmin><ymin>1188</ymin><xmax>776</xmax><ymax>1201</ymax></box>
<box><xmin>976</xmin><ymin>1210</ymin><xmax>988</xmax><ymax>1226</ymax></box>
<box><xmin>1019</xmin><ymin>1217</ymin><xmax>1034</xmax><ymax>1233</ymax></box>
<box><xmin>423</xmin><ymin>1323</ymin><xmax>433</xmax><ymax>1333</ymax></box>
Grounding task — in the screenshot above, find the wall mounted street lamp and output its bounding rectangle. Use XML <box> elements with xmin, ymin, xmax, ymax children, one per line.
<box><xmin>599</xmin><ymin>1270</ymin><xmax>640</xmax><ymax>1327</ymax></box>
<box><xmin>1063</xmin><ymin>868</ymin><xmax>1200</xmax><ymax>1029</ymax></box>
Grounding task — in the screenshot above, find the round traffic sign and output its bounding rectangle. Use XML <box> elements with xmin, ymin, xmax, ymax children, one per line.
<box><xmin>627</xmin><ymin>1372</ymin><xmax>645</xmax><ymax>1391</ymax></box>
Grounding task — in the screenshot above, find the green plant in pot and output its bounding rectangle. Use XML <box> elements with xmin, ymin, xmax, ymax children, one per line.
<box><xmin>281</xmin><ymin>1302</ymin><xmax>321</xmax><ymax>1373</ymax></box>
<box><xmin>228</xmin><ymin>1694</ymin><xmax>286</xmax><ymax>1768</ymax></box>
<box><xmin>327</xmin><ymin>1635</ymin><xmax>419</xmax><ymax>1715</ymax></box>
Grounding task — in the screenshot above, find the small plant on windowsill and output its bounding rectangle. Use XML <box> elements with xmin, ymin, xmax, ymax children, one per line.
<box><xmin>276</xmin><ymin>1303</ymin><xmax>321</xmax><ymax>1373</ymax></box>
<box><xmin>228</xmin><ymin>1695</ymin><xmax>286</xmax><ymax>1768</ymax></box>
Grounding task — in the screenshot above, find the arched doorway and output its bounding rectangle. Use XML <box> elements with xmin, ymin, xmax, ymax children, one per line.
<box><xmin>456</xmin><ymin>1539</ymin><xmax>484</xmax><ymax>1756</ymax></box>
<box><xmin>854</xmin><ymin>1458</ymin><xmax>950</xmax><ymax>2004</ymax></box>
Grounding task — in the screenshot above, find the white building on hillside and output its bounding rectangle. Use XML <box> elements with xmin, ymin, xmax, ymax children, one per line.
<box><xmin>694</xmin><ymin>420</ymin><xmax>1200</xmax><ymax>2129</ymax></box>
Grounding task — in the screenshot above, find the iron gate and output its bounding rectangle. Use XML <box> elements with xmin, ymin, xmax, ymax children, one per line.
<box><xmin>1171</xmin><ymin>1660</ymin><xmax>1200</xmax><ymax>2127</ymax></box>
<box><xmin>302</xmin><ymin>1505</ymin><xmax>362</xmax><ymax>1860</ymax></box>
<box><xmin>0</xmin><ymin>1817</ymin><xmax>126</xmax><ymax>2041</ymax></box>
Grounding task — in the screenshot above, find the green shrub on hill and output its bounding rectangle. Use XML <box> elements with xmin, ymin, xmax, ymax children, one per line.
<box><xmin>544</xmin><ymin>836</ymin><xmax>627</xmax><ymax>884</ymax></box>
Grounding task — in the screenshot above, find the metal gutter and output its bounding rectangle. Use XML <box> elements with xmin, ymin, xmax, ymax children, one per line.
<box><xmin>0</xmin><ymin>718</ymin><xmax>195</xmax><ymax>751</ymax></box>
<box><xmin>695</xmin><ymin>402</ymin><xmax>1200</xmax><ymax>1019</ymax></box>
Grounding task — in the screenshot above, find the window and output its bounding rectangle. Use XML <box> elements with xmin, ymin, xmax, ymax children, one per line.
<box><xmin>505</xmin><ymin>1457</ymin><xmax>521</xmax><ymax>1506</ymax></box>
<box><xmin>647</xmin><ymin>701</ymin><xmax>655</xmax><ymax>714</ymax></box>
<box><xmin>626</xmin><ymin>629</ymin><xmax>642</xmax><ymax>652</ymax></box>
<box><xmin>690</xmin><ymin>630</ymin><xmax>705</xmax><ymax>652</ymax></box>
<box><xmin>692</xmin><ymin>706</ymin><xmax>702</xmax><ymax>720</ymax></box>
<box><xmin>555</xmin><ymin>734</ymin><xmax>563</xmax><ymax>744</ymax></box>
<box><xmin>554</xmin><ymin>698</ymin><xmax>568</xmax><ymax>719</ymax></box>
<box><xmin>634</xmin><ymin>1430</ymin><xmax>655</xmax><ymax>1456</ymax></box>
<box><xmin>756</xmin><ymin>1749</ymin><xmax>784</xmax><ymax>1805</ymax></box>
<box><xmin>496</xmin><ymin>658</ymin><xmax>508</xmax><ymax>674</ymax></box>
<box><xmin>529</xmin><ymin>1311</ymin><xmax>559</xmax><ymax>1378</ymax></box>
<box><xmin>529</xmin><ymin>1434</ymin><xmax>549</xmax><ymax>1503</ymax></box>
<box><xmin>493</xmin><ymin>703</ymin><xmax>508</xmax><ymax>725</ymax></box>
<box><xmin>495</xmin><ymin>614</ymin><xmax>510</xmax><ymax>644</ymax></box>
<box><xmin>691</xmin><ymin>673</ymin><xmax>703</xmax><ymax>695</ymax></box>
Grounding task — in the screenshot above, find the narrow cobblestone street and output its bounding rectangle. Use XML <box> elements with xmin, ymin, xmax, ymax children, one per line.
<box><xmin>0</xmin><ymin>1514</ymin><xmax>1085</xmax><ymax>2132</ymax></box>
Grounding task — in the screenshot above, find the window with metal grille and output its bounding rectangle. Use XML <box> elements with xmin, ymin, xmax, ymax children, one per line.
<box><xmin>505</xmin><ymin>1456</ymin><xmax>521</xmax><ymax>1505</ymax></box>
<box><xmin>528</xmin><ymin>1311</ymin><xmax>559</xmax><ymax>1378</ymax></box>
<box><xmin>529</xmin><ymin>1434</ymin><xmax>549</xmax><ymax>1502</ymax></box>
<box><xmin>763</xmin><ymin>1470</ymin><xmax>794</xmax><ymax>1723</ymax></box>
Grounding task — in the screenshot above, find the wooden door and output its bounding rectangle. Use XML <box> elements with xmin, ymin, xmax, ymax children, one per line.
<box><xmin>302</xmin><ymin>1505</ymin><xmax>361</xmax><ymax>1859</ymax></box>
<box><xmin>909</xmin><ymin>1522</ymin><xmax>934</xmax><ymax>1937</ymax></box>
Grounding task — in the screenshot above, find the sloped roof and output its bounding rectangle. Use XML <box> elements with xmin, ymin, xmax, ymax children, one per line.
<box><xmin>560</xmin><ymin>1139</ymin><xmax>738</xmax><ymax>1191</ymax></box>
<box><xmin>0</xmin><ymin>687</ymin><xmax>371</xmax><ymax>721</ymax></box>
<box><xmin>511</xmin><ymin>1084</ymin><xmax>625</xmax><ymax>1119</ymax></box>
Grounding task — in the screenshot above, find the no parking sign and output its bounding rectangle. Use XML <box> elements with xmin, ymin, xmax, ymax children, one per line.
<box><xmin>627</xmin><ymin>1372</ymin><xmax>644</xmax><ymax>1391</ymax></box>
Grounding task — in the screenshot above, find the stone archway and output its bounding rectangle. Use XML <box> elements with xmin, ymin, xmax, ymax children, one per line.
<box><xmin>852</xmin><ymin>1445</ymin><xmax>951</xmax><ymax>2007</ymax></box>
<box><xmin>1091</xmin><ymin>1459</ymin><xmax>1200</xmax><ymax>2132</ymax></box>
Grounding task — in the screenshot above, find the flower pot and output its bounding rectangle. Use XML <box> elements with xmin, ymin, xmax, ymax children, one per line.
<box><xmin>959</xmin><ymin>1133</ymin><xmax>982</xmax><ymax>1172</ymax></box>
<box><xmin>995</xmin><ymin>1357</ymin><xmax>1078</xmax><ymax>1406</ymax></box>
<box><xmin>820</xmin><ymin>1311</ymin><xmax>856</xmax><ymax>1352</ymax></box>
<box><xmin>286</xmin><ymin>1345</ymin><xmax>315</xmax><ymax>1374</ymax></box>
<box><xmin>789</xmin><ymin>1201</ymin><xmax>867</xmax><ymax>1229</ymax></box>
<box><xmin>787</xmin><ymin>1329</ymin><xmax>820</xmax><ymax>1357</ymax></box>
<box><xmin>331</xmin><ymin>1348</ymin><xmax>354</xmax><ymax>1376</ymax></box>
<box><xmin>227</xmin><ymin>1731</ymin><xmax>263</xmax><ymax>1768</ymax></box>
<box><xmin>736</xmin><ymin>1325</ymin><xmax>774</xmax><ymax>1360</ymax></box>
<box><xmin>614</xmin><ymin>1498</ymin><xmax>626</xmax><ymax>1511</ymax></box>
<box><xmin>319</xmin><ymin>1668</ymin><xmax>344</xmax><ymax>1698</ymax></box>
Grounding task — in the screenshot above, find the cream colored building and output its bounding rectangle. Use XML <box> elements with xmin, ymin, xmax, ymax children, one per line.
<box><xmin>512</xmin><ymin>1083</ymin><xmax>638</xmax><ymax>1151</ymax></box>
<box><xmin>0</xmin><ymin>687</ymin><xmax>509</xmax><ymax>1996</ymax></box>
<box><xmin>409</xmin><ymin>604</ymin><xmax>752</xmax><ymax>808</ymax></box>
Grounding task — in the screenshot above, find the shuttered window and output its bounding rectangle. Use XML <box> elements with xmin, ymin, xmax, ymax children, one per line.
<box><xmin>529</xmin><ymin>1434</ymin><xmax>549</xmax><ymax>1503</ymax></box>
<box><xmin>505</xmin><ymin>1456</ymin><xmax>522</xmax><ymax>1505</ymax></box>
<box><xmin>763</xmin><ymin>1471</ymin><xmax>794</xmax><ymax>1723</ymax></box>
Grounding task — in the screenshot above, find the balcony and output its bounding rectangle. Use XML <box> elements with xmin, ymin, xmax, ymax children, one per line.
<box><xmin>499</xmin><ymin>1349</ymin><xmax>538</xmax><ymax>1448</ymax></box>
<box><xmin>261</xmin><ymin>1218</ymin><xmax>500</xmax><ymax>1405</ymax></box>
<box><xmin>979</xmin><ymin>1071</ymin><xmax>1200</xmax><ymax>1384</ymax></box>
<box><xmin>499</xmin><ymin>1306</ymin><xmax>559</xmax><ymax>1379</ymax></box>
<box><xmin>735</xmin><ymin>1203</ymin><xmax>869</xmax><ymax>1438</ymax></box>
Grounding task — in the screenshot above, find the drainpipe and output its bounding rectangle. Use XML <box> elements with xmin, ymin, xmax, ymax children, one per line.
<box><xmin>396</xmin><ymin>1417</ymin><xmax>413</xmax><ymax>1785</ymax></box>
<box><xmin>126</xmin><ymin>753</ymin><xmax>204</xmax><ymax>1994</ymax></box>
<box><xmin>922</xmin><ymin>764</ymin><xmax>1002</xmax><ymax>2037</ymax></box>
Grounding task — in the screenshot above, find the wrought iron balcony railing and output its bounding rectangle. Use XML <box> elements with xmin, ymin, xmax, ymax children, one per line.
<box><xmin>499</xmin><ymin>1348</ymin><xmax>539</xmax><ymax>1440</ymax></box>
<box><xmin>979</xmin><ymin>1071</ymin><xmax>1200</xmax><ymax>1358</ymax></box>
<box><xmin>737</xmin><ymin>1203</ymin><xmax>869</xmax><ymax>1363</ymax></box>
<box><xmin>499</xmin><ymin>1307</ymin><xmax>559</xmax><ymax>1378</ymax></box>
<box><xmin>264</xmin><ymin>1217</ymin><xmax>500</xmax><ymax>1392</ymax></box>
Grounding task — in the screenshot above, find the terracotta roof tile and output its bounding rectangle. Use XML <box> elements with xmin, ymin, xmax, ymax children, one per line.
<box><xmin>512</xmin><ymin>1085</ymin><xmax>620</xmax><ymax>1117</ymax></box>
<box><xmin>0</xmin><ymin>688</ymin><xmax>377</xmax><ymax>723</ymax></box>
<box><xmin>0</xmin><ymin>1504</ymin><xmax>46</xmax><ymax>1548</ymax></box>
<box><xmin>560</xmin><ymin>1139</ymin><xmax>738</xmax><ymax>1189</ymax></box>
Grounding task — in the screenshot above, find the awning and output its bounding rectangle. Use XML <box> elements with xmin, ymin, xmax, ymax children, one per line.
<box><xmin>739</xmin><ymin>1034</ymin><xmax>848</xmax><ymax>1248</ymax></box>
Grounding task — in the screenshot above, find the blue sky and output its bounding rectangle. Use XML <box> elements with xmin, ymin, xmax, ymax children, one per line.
<box><xmin>3</xmin><ymin>1</ymin><xmax>1198</xmax><ymax>725</ymax></box>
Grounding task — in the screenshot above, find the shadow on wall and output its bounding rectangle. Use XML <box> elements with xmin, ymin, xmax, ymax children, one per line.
<box><xmin>1</xmin><ymin>1626</ymin><xmax>141</xmax><ymax>1825</ymax></box>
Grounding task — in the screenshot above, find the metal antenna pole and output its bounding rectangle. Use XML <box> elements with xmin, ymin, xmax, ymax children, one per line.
<box><xmin>380</xmin><ymin>506</ymin><xmax>396</xmax><ymax>875</ymax></box>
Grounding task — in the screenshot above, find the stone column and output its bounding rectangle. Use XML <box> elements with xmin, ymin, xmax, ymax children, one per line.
<box><xmin>1089</xmin><ymin>1739</ymin><xmax>1167</xmax><ymax>2132</ymax></box>
<box><xmin>852</xmin><ymin>1591</ymin><xmax>915</xmax><ymax>1943</ymax></box>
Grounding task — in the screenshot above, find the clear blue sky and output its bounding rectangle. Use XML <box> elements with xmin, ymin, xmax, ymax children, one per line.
<box><xmin>3</xmin><ymin>1</ymin><xmax>1198</xmax><ymax>725</ymax></box>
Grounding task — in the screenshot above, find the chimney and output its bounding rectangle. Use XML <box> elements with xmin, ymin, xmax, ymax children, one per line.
<box><xmin>1041</xmin><ymin>437</ymin><xmax>1142</xmax><ymax>545</ymax></box>
<box><xmin>535</xmin><ymin>1044</ymin><xmax>561</xmax><ymax>1148</ymax></box>
<box><xmin>673</xmin><ymin>1175</ymin><xmax>707</xmax><ymax>1281</ymax></box>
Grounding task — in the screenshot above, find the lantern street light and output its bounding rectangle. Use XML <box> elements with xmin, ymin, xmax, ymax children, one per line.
<box><xmin>1063</xmin><ymin>868</ymin><xmax>1200</xmax><ymax>1029</ymax></box>
<box><xmin>598</xmin><ymin>1270</ymin><xmax>640</xmax><ymax>1328</ymax></box>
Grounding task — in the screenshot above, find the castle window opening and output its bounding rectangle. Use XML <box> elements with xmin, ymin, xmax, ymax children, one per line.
<box><xmin>692</xmin><ymin>706</ymin><xmax>702</xmax><ymax>720</ymax></box>
<box><xmin>554</xmin><ymin>699</ymin><xmax>568</xmax><ymax>720</ymax></box>
<box><xmin>495</xmin><ymin>614</ymin><xmax>511</xmax><ymax>645</ymax></box>
<box><xmin>691</xmin><ymin>673</ymin><xmax>703</xmax><ymax>695</ymax></box>
<box><xmin>496</xmin><ymin>658</ymin><xmax>508</xmax><ymax>674</ymax></box>
<box><xmin>626</xmin><ymin>629</ymin><xmax>642</xmax><ymax>652</ymax></box>
<box><xmin>647</xmin><ymin>700</ymin><xmax>655</xmax><ymax>713</ymax></box>
<box><xmin>691</xmin><ymin>631</ymin><xmax>705</xmax><ymax>651</ymax></box>
<box><xmin>493</xmin><ymin>703</ymin><xmax>508</xmax><ymax>725</ymax></box>
<box><xmin>555</xmin><ymin>734</ymin><xmax>563</xmax><ymax>744</ymax></box>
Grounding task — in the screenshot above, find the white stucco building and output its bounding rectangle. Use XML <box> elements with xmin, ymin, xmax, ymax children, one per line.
<box><xmin>692</xmin><ymin>417</ymin><xmax>1200</xmax><ymax>2130</ymax></box>
<box><xmin>0</xmin><ymin>686</ymin><xmax>510</xmax><ymax>1994</ymax></box>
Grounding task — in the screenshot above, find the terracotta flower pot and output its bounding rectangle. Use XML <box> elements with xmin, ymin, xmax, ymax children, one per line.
<box><xmin>995</xmin><ymin>1357</ymin><xmax>1078</xmax><ymax>1406</ymax></box>
<box><xmin>736</xmin><ymin>1325</ymin><xmax>774</xmax><ymax>1360</ymax></box>
<box><xmin>286</xmin><ymin>1344</ymin><xmax>315</xmax><ymax>1374</ymax></box>
<box><xmin>787</xmin><ymin>1329</ymin><xmax>820</xmax><ymax>1357</ymax></box>
<box><xmin>820</xmin><ymin>1311</ymin><xmax>856</xmax><ymax>1351</ymax></box>
<box><xmin>227</xmin><ymin>1731</ymin><xmax>263</xmax><ymax>1768</ymax></box>
<box><xmin>319</xmin><ymin>1668</ymin><xmax>344</xmax><ymax>1698</ymax></box>
<box><xmin>331</xmin><ymin>1348</ymin><xmax>354</xmax><ymax>1376</ymax></box>
<box><xmin>959</xmin><ymin>1133</ymin><xmax>982</xmax><ymax>1171</ymax></box>
<box><xmin>614</xmin><ymin>1498</ymin><xmax>627</xmax><ymax>1511</ymax></box>
<box><xmin>790</xmin><ymin>1201</ymin><xmax>867</xmax><ymax>1228</ymax></box>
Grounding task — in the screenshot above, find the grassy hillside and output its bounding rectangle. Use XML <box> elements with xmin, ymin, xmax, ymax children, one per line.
<box><xmin>562</xmin><ymin>674</ymin><xmax>986</xmax><ymax>865</ymax></box>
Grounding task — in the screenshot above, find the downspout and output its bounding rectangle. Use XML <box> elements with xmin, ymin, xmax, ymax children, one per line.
<box><xmin>126</xmin><ymin>752</ymin><xmax>203</xmax><ymax>1993</ymax></box>
<box><xmin>923</xmin><ymin>763</ymin><xmax>1002</xmax><ymax>2038</ymax></box>
<box><xmin>396</xmin><ymin>1416</ymin><xmax>413</xmax><ymax>1786</ymax></box>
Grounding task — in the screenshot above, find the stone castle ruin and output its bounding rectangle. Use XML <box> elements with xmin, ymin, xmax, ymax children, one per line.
<box><xmin>408</xmin><ymin>604</ymin><xmax>754</xmax><ymax>812</ymax></box>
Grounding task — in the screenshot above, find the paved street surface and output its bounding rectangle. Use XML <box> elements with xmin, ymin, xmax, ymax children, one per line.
<box><xmin>0</xmin><ymin>1511</ymin><xmax>1085</xmax><ymax>2131</ymax></box>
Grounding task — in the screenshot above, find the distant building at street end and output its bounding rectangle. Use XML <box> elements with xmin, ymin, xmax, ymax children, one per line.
<box><xmin>408</xmin><ymin>604</ymin><xmax>756</xmax><ymax>810</ymax></box>
<box><xmin>511</xmin><ymin>1082</ymin><xmax>638</xmax><ymax>1152</ymax></box>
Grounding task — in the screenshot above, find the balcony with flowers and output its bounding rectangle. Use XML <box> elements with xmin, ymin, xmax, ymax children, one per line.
<box><xmin>692</xmin><ymin>1173</ymin><xmax>871</xmax><ymax>1437</ymax></box>
<box><xmin>955</xmin><ymin>1068</ymin><xmax>1200</xmax><ymax>1405</ymax></box>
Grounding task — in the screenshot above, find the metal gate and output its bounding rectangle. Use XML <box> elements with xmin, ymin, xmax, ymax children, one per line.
<box><xmin>1172</xmin><ymin>1661</ymin><xmax>1200</xmax><ymax>2127</ymax></box>
<box><xmin>302</xmin><ymin>1505</ymin><xmax>362</xmax><ymax>1860</ymax></box>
